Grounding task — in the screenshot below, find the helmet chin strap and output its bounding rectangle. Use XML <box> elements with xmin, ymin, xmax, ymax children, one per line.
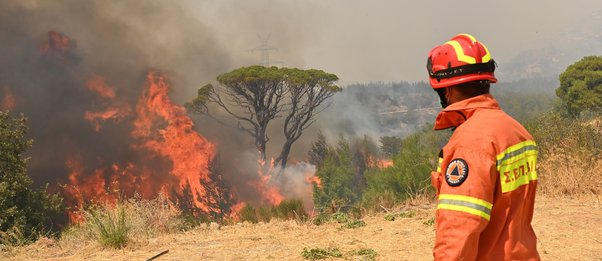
<box><xmin>435</xmin><ymin>88</ymin><xmax>448</xmax><ymax>108</ymax></box>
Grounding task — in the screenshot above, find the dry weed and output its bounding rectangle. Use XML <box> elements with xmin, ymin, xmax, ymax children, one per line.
<box><xmin>537</xmin><ymin>151</ymin><xmax>602</xmax><ymax>197</ymax></box>
<box><xmin>59</xmin><ymin>193</ymin><xmax>183</xmax><ymax>250</ymax></box>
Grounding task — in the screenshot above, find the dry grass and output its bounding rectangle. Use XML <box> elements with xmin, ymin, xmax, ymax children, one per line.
<box><xmin>44</xmin><ymin>194</ymin><xmax>183</xmax><ymax>253</ymax></box>
<box><xmin>5</xmin><ymin>196</ymin><xmax>600</xmax><ymax>260</ymax></box>
<box><xmin>537</xmin><ymin>151</ymin><xmax>602</xmax><ymax>197</ymax></box>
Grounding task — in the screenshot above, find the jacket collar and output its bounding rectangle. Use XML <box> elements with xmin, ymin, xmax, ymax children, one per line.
<box><xmin>434</xmin><ymin>94</ymin><xmax>500</xmax><ymax>130</ymax></box>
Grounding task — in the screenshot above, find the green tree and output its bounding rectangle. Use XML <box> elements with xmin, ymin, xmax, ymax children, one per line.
<box><xmin>362</xmin><ymin>128</ymin><xmax>449</xmax><ymax>208</ymax></box>
<box><xmin>312</xmin><ymin>136</ymin><xmax>357</xmax><ymax>213</ymax></box>
<box><xmin>308</xmin><ymin>131</ymin><xmax>328</xmax><ymax>167</ymax></box>
<box><xmin>379</xmin><ymin>136</ymin><xmax>403</xmax><ymax>158</ymax></box>
<box><xmin>556</xmin><ymin>56</ymin><xmax>602</xmax><ymax>116</ymax></box>
<box><xmin>0</xmin><ymin>111</ymin><xmax>64</xmax><ymax>245</ymax></box>
<box><xmin>189</xmin><ymin>66</ymin><xmax>341</xmax><ymax>168</ymax></box>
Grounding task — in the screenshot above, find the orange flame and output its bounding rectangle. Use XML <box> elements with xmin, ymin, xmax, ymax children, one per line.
<box><xmin>250</xmin><ymin>155</ymin><xmax>284</xmax><ymax>205</ymax></box>
<box><xmin>84</xmin><ymin>76</ymin><xmax>131</xmax><ymax>131</ymax></box>
<box><xmin>131</xmin><ymin>72</ymin><xmax>216</xmax><ymax>213</ymax></box>
<box><xmin>1</xmin><ymin>87</ymin><xmax>15</xmax><ymax>110</ymax></box>
<box><xmin>377</xmin><ymin>159</ymin><xmax>394</xmax><ymax>168</ymax></box>
<box><xmin>305</xmin><ymin>175</ymin><xmax>322</xmax><ymax>188</ymax></box>
<box><xmin>39</xmin><ymin>31</ymin><xmax>76</xmax><ymax>60</ymax></box>
<box><xmin>66</xmin><ymin>71</ymin><xmax>223</xmax><ymax>222</ymax></box>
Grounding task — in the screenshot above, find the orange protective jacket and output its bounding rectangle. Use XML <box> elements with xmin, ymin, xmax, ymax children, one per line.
<box><xmin>431</xmin><ymin>94</ymin><xmax>540</xmax><ymax>261</ymax></box>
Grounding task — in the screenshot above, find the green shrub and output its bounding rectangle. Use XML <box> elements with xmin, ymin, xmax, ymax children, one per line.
<box><xmin>331</xmin><ymin>212</ymin><xmax>350</xmax><ymax>224</ymax></box>
<box><xmin>88</xmin><ymin>206</ymin><xmax>130</xmax><ymax>249</ymax></box>
<box><xmin>362</xmin><ymin>128</ymin><xmax>448</xmax><ymax>210</ymax></box>
<box><xmin>272</xmin><ymin>199</ymin><xmax>308</xmax><ymax>221</ymax></box>
<box><xmin>311</xmin><ymin>213</ymin><xmax>330</xmax><ymax>226</ymax></box>
<box><xmin>60</xmin><ymin>195</ymin><xmax>183</xmax><ymax>249</ymax></box>
<box><xmin>312</xmin><ymin>136</ymin><xmax>359</xmax><ymax>213</ymax></box>
<box><xmin>349</xmin><ymin>248</ymin><xmax>378</xmax><ymax>261</ymax></box>
<box><xmin>257</xmin><ymin>206</ymin><xmax>273</xmax><ymax>223</ymax></box>
<box><xmin>239</xmin><ymin>204</ymin><xmax>258</xmax><ymax>224</ymax></box>
<box><xmin>301</xmin><ymin>247</ymin><xmax>343</xmax><ymax>260</ymax></box>
<box><xmin>238</xmin><ymin>199</ymin><xmax>309</xmax><ymax>224</ymax></box>
<box><xmin>0</xmin><ymin>112</ymin><xmax>64</xmax><ymax>246</ymax></box>
<box><xmin>384</xmin><ymin>211</ymin><xmax>416</xmax><ymax>221</ymax></box>
<box><xmin>423</xmin><ymin>217</ymin><xmax>435</xmax><ymax>226</ymax></box>
<box><xmin>342</xmin><ymin>219</ymin><xmax>366</xmax><ymax>229</ymax></box>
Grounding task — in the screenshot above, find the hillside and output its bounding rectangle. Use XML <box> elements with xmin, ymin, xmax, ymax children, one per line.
<box><xmin>4</xmin><ymin>195</ymin><xmax>601</xmax><ymax>260</ymax></box>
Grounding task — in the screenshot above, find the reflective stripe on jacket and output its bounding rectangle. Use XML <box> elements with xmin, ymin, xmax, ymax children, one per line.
<box><xmin>431</xmin><ymin>94</ymin><xmax>540</xmax><ymax>261</ymax></box>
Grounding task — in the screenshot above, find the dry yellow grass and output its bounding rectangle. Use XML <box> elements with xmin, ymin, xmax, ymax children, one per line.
<box><xmin>537</xmin><ymin>149</ymin><xmax>602</xmax><ymax>197</ymax></box>
<box><xmin>3</xmin><ymin>196</ymin><xmax>601</xmax><ymax>260</ymax></box>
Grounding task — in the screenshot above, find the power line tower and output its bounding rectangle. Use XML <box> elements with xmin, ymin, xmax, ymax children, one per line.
<box><xmin>249</xmin><ymin>34</ymin><xmax>282</xmax><ymax>66</ymax></box>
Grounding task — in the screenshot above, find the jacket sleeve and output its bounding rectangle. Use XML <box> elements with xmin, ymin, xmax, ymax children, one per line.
<box><xmin>433</xmin><ymin>147</ymin><xmax>496</xmax><ymax>261</ymax></box>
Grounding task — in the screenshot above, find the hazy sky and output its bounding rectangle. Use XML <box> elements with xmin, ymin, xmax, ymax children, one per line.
<box><xmin>191</xmin><ymin>0</ymin><xmax>602</xmax><ymax>84</ymax></box>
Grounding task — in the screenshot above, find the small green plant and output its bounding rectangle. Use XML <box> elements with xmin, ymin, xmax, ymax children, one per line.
<box><xmin>398</xmin><ymin>211</ymin><xmax>416</xmax><ymax>218</ymax></box>
<box><xmin>423</xmin><ymin>217</ymin><xmax>435</xmax><ymax>226</ymax></box>
<box><xmin>273</xmin><ymin>199</ymin><xmax>308</xmax><ymax>222</ymax></box>
<box><xmin>385</xmin><ymin>211</ymin><xmax>416</xmax><ymax>221</ymax></box>
<box><xmin>239</xmin><ymin>204</ymin><xmax>258</xmax><ymax>223</ymax></box>
<box><xmin>311</xmin><ymin>213</ymin><xmax>330</xmax><ymax>226</ymax></box>
<box><xmin>349</xmin><ymin>248</ymin><xmax>378</xmax><ymax>261</ymax></box>
<box><xmin>89</xmin><ymin>206</ymin><xmax>130</xmax><ymax>249</ymax></box>
<box><xmin>301</xmin><ymin>247</ymin><xmax>343</xmax><ymax>260</ymax></box>
<box><xmin>342</xmin><ymin>219</ymin><xmax>366</xmax><ymax>229</ymax></box>
<box><xmin>384</xmin><ymin>213</ymin><xmax>396</xmax><ymax>221</ymax></box>
<box><xmin>331</xmin><ymin>212</ymin><xmax>350</xmax><ymax>223</ymax></box>
<box><xmin>0</xmin><ymin>226</ymin><xmax>29</xmax><ymax>247</ymax></box>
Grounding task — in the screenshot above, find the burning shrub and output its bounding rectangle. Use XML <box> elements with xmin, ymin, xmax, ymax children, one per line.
<box><xmin>0</xmin><ymin>112</ymin><xmax>64</xmax><ymax>246</ymax></box>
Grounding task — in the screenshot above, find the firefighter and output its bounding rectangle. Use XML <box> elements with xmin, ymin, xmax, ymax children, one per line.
<box><xmin>426</xmin><ymin>34</ymin><xmax>540</xmax><ymax>260</ymax></box>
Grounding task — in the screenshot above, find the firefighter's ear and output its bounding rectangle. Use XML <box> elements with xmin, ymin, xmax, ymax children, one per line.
<box><xmin>445</xmin><ymin>86</ymin><xmax>453</xmax><ymax>102</ymax></box>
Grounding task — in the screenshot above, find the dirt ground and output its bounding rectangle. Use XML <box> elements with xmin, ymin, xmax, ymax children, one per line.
<box><xmin>4</xmin><ymin>195</ymin><xmax>602</xmax><ymax>260</ymax></box>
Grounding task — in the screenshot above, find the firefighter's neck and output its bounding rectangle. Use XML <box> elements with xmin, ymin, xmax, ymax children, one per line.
<box><xmin>445</xmin><ymin>86</ymin><xmax>476</xmax><ymax>106</ymax></box>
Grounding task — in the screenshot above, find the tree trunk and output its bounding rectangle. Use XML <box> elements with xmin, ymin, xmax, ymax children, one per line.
<box><xmin>275</xmin><ymin>140</ymin><xmax>293</xmax><ymax>169</ymax></box>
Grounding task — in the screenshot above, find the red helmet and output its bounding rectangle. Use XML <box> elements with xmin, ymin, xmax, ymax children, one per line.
<box><xmin>427</xmin><ymin>33</ymin><xmax>497</xmax><ymax>89</ymax></box>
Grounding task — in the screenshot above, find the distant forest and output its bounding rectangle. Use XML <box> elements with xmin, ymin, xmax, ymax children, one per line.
<box><xmin>318</xmin><ymin>77</ymin><xmax>558</xmax><ymax>139</ymax></box>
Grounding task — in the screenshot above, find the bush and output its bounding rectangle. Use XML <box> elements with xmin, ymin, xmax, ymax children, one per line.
<box><xmin>349</xmin><ymin>248</ymin><xmax>378</xmax><ymax>261</ymax></box>
<box><xmin>301</xmin><ymin>247</ymin><xmax>343</xmax><ymax>260</ymax></box>
<box><xmin>238</xmin><ymin>204</ymin><xmax>258</xmax><ymax>224</ymax></box>
<box><xmin>0</xmin><ymin>112</ymin><xmax>64</xmax><ymax>246</ymax></box>
<box><xmin>526</xmin><ymin>111</ymin><xmax>602</xmax><ymax>196</ymax></box>
<box><xmin>361</xmin><ymin>128</ymin><xmax>448</xmax><ymax>210</ymax></box>
<box><xmin>342</xmin><ymin>219</ymin><xmax>366</xmax><ymax>229</ymax></box>
<box><xmin>272</xmin><ymin>199</ymin><xmax>308</xmax><ymax>221</ymax></box>
<box><xmin>238</xmin><ymin>199</ymin><xmax>309</xmax><ymax>224</ymax></box>
<box><xmin>312</xmin><ymin>136</ymin><xmax>358</xmax><ymax>213</ymax></box>
<box><xmin>88</xmin><ymin>206</ymin><xmax>130</xmax><ymax>249</ymax></box>
<box><xmin>61</xmin><ymin>194</ymin><xmax>183</xmax><ymax>249</ymax></box>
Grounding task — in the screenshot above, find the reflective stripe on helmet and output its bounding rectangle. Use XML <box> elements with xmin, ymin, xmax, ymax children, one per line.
<box><xmin>437</xmin><ymin>194</ymin><xmax>493</xmax><ymax>220</ymax></box>
<box><xmin>496</xmin><ymin>140</ymin><xmax>538</xmax><ymax>193</ymax></box>
<box><xmin>427</xmin><ymin>33</ymin><xmax>497</xmax><ymax>88</ymax></box>
<box><xmin>446</xmin><ymin>40</ymin><xmax>477</xmax><ymax>64</ymax></box>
